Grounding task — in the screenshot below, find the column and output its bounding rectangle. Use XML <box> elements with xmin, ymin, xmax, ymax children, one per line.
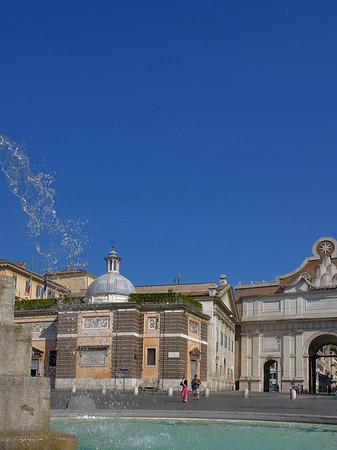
<box><xmin>239</xmin><ymin>333</ymin><xmax>249</xmax><ymax>389</ymax></box>
<box><xmin>295</xmin><ymin>332</ymin><xmax>304</xmax><ymax>381</ymax></box>
<box><xmin>251</xmin><ymin>332</ymin><xmax>261</xmax><ymax>391</ymax></box>
<box><xmin>281</xmin><ymin>333</ymin><xmax>291</xmax><ymax>392</ymax></box>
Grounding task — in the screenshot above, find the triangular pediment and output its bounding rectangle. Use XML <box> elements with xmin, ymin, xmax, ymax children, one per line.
<box><xmin>217</xmin><ymin>284</ymin><xmax>238</xmax><ymax>319</ymax></box>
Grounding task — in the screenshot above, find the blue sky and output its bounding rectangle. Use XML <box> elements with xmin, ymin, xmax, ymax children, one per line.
<box><xmin>1</xmin><ymin>0</ymin><xmax>337</xmax><ymax>287</ymax></box>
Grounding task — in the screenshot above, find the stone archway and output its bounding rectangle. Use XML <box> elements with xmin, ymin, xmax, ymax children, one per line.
<box><xmin>308</xmin><ymin>334</ymin><xmax>337</xmax><ymax>394</ymax></box>
<box><xmin>263</xmin><ymin>360</ymin><xmax>279</xmax><ymax>392</ymax></box>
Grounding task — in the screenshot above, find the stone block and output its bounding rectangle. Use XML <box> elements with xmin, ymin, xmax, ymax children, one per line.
<box><xmin>0</xmin><ymin>376</ymin><xmax>50</xmax><ymax>434</ymax></box>
<box><xmin>0</xmin><ymin>277</ymin><xmax>15</xmax><ymax>325</ymax></box>
<box><xmin>0</xmin><ymin>430</ymin><xmax>77</xmax><ymax>450</ymax></box>
<box><xmin>0</xmin><ymin>324</ymin><xmax>32</xmax><ymax>376</ymax></box>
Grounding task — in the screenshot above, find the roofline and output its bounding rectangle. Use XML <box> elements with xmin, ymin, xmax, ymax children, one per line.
<box><xmin>135</xmin><ymin>282</ymin><xmax>217</xmax><ymax>288</ymax></box>
<box><xmin>0</xmin><ymin>260</ymin><xmax>70</xmax><ymax>293</ymax></box>
<box><xmin>235</xmin><ymin>237</ymin><xmax>337</xmax><ymax>290</ymax></box>
<box><xmin>49</xmin><ymin>269</ymin><xmax>97</xmax><ymax>278</ymax></box>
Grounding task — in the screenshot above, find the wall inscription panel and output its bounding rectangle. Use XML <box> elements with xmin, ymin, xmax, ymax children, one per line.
<box><xmin>79</xmin><ymin>348</ymin><xmax>107</xmax><ymax>366</ymax></box>
<box><xmin>82</xmin><ymin>316</ymin><xmax>110</xmax><ymax>329</ymax></box>
<box><xmin>262</xmin><ymin>301</ymin><xmax>280</xmax><ymax>312</ymax></box>
<box><xmin>306</xmin><ymin>298</ymin><xmax>337</xmax><ymax>311</ymax></box>
<box><xmin>263</xmin><ymin>337</ymin><xmax>278</xmax><ymax>350</ymax></box>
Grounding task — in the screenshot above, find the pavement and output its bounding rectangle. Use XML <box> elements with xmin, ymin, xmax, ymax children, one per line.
<box><xmin>50</xmin><ymin>390</ymin><xmax>337</xmax><ymax>424</ymax></box>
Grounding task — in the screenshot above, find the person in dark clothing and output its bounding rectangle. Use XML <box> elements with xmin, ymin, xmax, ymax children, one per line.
<box><xmin>191</xmin><ymin>374</ymin><xmax>201</xmax><ymax>402</ymax></box>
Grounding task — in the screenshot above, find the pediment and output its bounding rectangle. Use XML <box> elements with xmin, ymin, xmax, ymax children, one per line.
<box><xmin>217</xmin><ymin>284</ymin><xmax>239</xmax><ymax>319</ymax></box>
<box><xmin>284</xmin><ymin>255</ymin><xmax>337</xmax><ymax>293</ymax></box>
<box><xmin>189</xmin><ymin>347</ymin><xmax>201</xmax><ymax>358</ymax></box>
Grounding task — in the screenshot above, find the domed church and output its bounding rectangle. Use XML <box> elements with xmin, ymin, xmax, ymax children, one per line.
<box><xmin>13</xmin><ymin>244</ymin><xmax>238</xmax><ymax>392</ymax></box>
<box><xmin>85</xmin><ymin>245</ymin><xmax>135</xmax><ymax>304</ymax></box>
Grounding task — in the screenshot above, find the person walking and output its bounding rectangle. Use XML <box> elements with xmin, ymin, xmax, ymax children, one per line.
<box><xmin>191</xmin><ymin>374</ymin><xmax>201</xmax><ymax>402</ymax></box>
<box><xmin>180</xmin><ymin>374</ymin><xmax>188</xmax><ymax>403</ymax></box>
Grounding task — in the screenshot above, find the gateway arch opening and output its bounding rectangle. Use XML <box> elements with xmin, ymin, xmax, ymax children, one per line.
<box><xmin>264</xmin><ymin>360</ymin><xmax>280</xmax><ymax>392</ymax></box>
<box><xmin>308</xmin><ymin>335</ymin><xmax>337</xmax><ymax>394</ymax></box>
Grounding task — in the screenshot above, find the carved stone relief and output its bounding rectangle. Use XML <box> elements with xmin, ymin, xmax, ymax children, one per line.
<box><xmin>82</xmin><ymin>316</ymin><xmax>110</xmax><ymax>329</ymax></box>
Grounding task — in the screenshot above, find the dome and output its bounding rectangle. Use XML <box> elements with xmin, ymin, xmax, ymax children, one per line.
<box><xmin>86</xmin><ymin>272</ymin><xmax>135</xmax><ymax>295</ymax></box>
<box><xmin>84</xmin><ymin>245</ymin><xmax>135</xmax><ymax>302</ymax></box>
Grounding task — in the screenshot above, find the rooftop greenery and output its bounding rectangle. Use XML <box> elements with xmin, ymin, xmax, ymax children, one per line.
<box><xmin>14</xmin><ymin>293</ymin><xmax>203</xmax><ymax>312</ymax></box>
<box><xmin>15</xmin><ymin>296</ymin><xmax>84</xmax><ymax>310</ymax></box>
<box><xmin>129</xmin><ymin>292</ymin><xmax>203</xmax><ymax>312</ymax></box>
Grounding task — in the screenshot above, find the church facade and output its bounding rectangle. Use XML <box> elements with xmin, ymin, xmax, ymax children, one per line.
<box><xmin>14</xmin><ymin>246</ymin><xmax>218</xmax><ymax>391</ymax></box>
<box><xmin>235</xmin><ymin>237</ymin><xmax>337</xmax><ymax>393</ymax></box>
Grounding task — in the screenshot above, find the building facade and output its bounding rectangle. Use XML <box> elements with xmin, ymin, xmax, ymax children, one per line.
<box><xmin>14</xmin><ymin>247</ymin><xmax>210</xmax><ymax>391</ymax></box>
<box><xmin>136</xmin><ymin>274</ymin><xmax>238</xmax><ymax>391</ymax></box>
<box><xmin>47</xmin><ymin>267</ymin><xmax>96</xmax><ymax>297</ymax></box>
<box><xmin>0</xmin><ymin>259</ymin><xmax>70</xmax><ymax>300</ymax></box>
<box><xmin>235</xmin><ymin>237</ymin><xmax>337</xmax><ymax>393</ymax></box>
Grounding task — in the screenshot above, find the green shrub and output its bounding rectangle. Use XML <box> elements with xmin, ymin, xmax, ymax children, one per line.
<box><xmin>15</xmin><ymin>296</ymin><xmax>84</xmax><ymax>310</ymax></box>
<box><xmin>129</xmin><ymin>292</ymin><xmax>202</xmax><ymax>311</ymax></box>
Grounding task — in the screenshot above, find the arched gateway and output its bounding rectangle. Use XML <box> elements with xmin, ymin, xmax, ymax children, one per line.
<box><xmin>263</xmin><ymin>360</ymin><xmax>280</xmax><ymax>392</ymax></box>
<box><xmin>235</xmin><ymin>237</ymin><xmax>337</xmax><ymax>392</ymax></box>
<box><xmin>308</xmin><ymin>335</ymin><xmax>337</xmax><ymax>394</ymax></box>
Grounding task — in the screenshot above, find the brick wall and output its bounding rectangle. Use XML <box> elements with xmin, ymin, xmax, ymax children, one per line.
<box><xmin>159</xmin><ymin>311</ymin><xmax>188</xmax><ymax>379</ymax></box>
<box><xmin>112</xmin><ymin>309</ymin><xmax>143</xmax><ymax>379</ymax></box>
<box><xmin>200</xmin><ymin>321</ymin><xmax>208</xmax><ymax>381</ymax></box>
<box><xmin>55</xmin><ymin>312</ymin><xmax>78</xmax><ymax>379</ymax></box>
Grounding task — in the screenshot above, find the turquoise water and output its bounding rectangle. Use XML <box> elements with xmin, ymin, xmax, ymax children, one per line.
<box><xmin>51</xmin><ymin>417</ymin><xmax>337</xmax><ymax>450</ymax></box>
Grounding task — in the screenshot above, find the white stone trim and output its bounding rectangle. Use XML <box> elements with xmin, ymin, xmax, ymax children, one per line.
<box><xmin>161</xmin><ymin>333</ymin><xmax>207</xmax><ymax>346</ymax></box>
<box><xmin>57</xmin><ymin>333</ymin><xmax>78</xmax><ymax>338</ymax></box>
<box><xmin>112</xmin><ymin>331</ymin><xmax>142</xmax><ymax>338</ymax></box>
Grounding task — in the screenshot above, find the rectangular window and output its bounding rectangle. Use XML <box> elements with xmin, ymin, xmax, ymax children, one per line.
<box><xmin>12</xmin><ymin>275</ymin><xmax>17</xmax><ymax>288</ymax></box>
<box><xmin>36</xmin><ymin>285</ymin><xmax>44</xmax><ymax>298</ymax></box>
<box><xmin>224</xmin><ymin>335</ymin><xmax>227</xmax><ymax>348</ymax></box>
<box><xmin>147</xmin><ymin>317</ymin><xmax>158</xmax><ymax>330</ymax></box>
<box><xmin>49</xmin><ymin>350</ymin><xmax>57</xmax><ymax>367</ymax></box>
<box><xmin>231</xmin><ymin>340</ymin><xmax>234</xmax><ymax>353</ymax></box>
<box><xmin>228</xmin><ymin>337</ymin><xmax>231</xmax><ymax>350</ymax></box>
<box><xmin>47</xmin><ymin>290</ymin><xmax>56</xmax><ymax>298</ymax></box>
<box><xmin>146</xmin><ymin>348</ymin><xmax>156</xmax><ymax>366</ymax></box>
<box><xmin>221</xmin><ymin>332</ymin><xmax>224</xmax><ymax>346</ymax></box>
<box><xmin>79</xmin><ymin>347</ymin><xmax>107</xmax><ymax>366</ymax></box>
<box><xmin>31</xmin><ymin>359</ymin><xmax>39</xmax><ymax>377</ymax></box>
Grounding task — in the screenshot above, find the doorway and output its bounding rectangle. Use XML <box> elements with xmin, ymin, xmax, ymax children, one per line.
<box><xmin>308</xmin><ymin>335</ymin><xmax>337</xmax><ymax>394</ymax></box>
<box><xmin>31</xmin><ymin>347</ymin><xmax>43</xmax><ymax>377</ymax></box>
<box><xmin>264</xmin><ymin>360</ymin><xmax>279</xmax><ymax>392</ymax></box>
<box><xmin>189</xmin><ymin>347</ymin><xmax>200</xmax><ymax>383</ymax></box>
<box><xmin>190</xmin><ymin>360</ymin><xmax>196</xmax><ymax>382</ymax></box>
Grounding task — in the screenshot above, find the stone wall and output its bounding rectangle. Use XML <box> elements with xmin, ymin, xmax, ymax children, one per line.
<box><xmin>0</xmin><ymin>276</ymin><xmax>50</xmax><ymax>434</ymax></box>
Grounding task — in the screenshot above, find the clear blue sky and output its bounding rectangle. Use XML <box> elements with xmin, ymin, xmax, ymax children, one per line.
<box><xmin>1</xmin><ymin>0</ymin><xmax>337</xmax><ymax>287</ymax></box>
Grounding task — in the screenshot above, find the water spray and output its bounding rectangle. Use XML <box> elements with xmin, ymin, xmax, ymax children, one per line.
<box><xmin>0</xmin><ymin>135</ymin><xmax>89</xmax><ymax>270</ymax></box>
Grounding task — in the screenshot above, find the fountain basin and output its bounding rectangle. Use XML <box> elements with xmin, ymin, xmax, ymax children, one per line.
<box><xmin>51</xmin><ymin>416</ymin><xmax>337</xmax><ymax>450</ymax></box>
